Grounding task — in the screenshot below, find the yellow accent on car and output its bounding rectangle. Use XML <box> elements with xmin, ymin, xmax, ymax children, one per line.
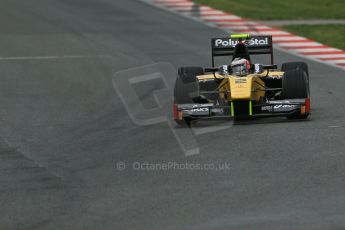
<box><xmin>249</xmin><ymin>101</ymin><xmax>253</xmax><ymax>116</ymax></box>
<box><xmin>230</xmin><ymin>101</ymin><xmax>234</xmax><ymax>117</ymax></box>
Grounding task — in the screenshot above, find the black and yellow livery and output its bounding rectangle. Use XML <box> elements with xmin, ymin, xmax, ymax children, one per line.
<box><xmin>173</xmin><ymin>34</ymin><xmax>310</xmax><ymax>125</ymax></box>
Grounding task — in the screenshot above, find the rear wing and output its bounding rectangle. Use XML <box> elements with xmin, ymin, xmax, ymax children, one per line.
<box><xmin>211</xmin><ymin>34</ymin><xmax>273</xmax><ymax>66</ymax></box>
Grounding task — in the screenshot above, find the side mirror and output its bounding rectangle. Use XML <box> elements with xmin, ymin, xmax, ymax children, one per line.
<box><xmin>218</xmin><ymin>65</ymin><xmax>230</xmax><ymax>75</ymax></box>
<box><xmin>254</xmin><ymin>64</ymin><xmax>264</xmax><ymax>74</ymax></box>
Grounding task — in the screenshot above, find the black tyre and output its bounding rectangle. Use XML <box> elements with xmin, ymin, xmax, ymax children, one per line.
<box><xmin>174</xmin><ymin>67</ymin><xmax>204</xmax><ymax>104</ymax></box>
<box><xmin>282</xmin><ymin>61</ymin><xmax>310</xmax><ymax>94</ymax></box>
<box><xmin>282</xmin><ymin>70</ymin><xmax>310</xmax><ymax>119</ymax></box>
<box><xmin>281</xmin><ymin>62</ymin><xmax>309</xmax><ymax>78</ymax></box>
<box><xmin>174</xmin><ymin>67</ymin><xmax>204</xmax><ymax>126</ymax></box>
<box><xmin>281</xmin><ymin>69</ymin><xmax>309</xmax><ymax>99</ymax></box>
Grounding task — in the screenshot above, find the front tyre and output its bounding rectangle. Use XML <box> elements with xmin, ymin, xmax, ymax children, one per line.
<box><xmin>281</xmin><ymin>62</ymin><xmax>309</xmax><ymax>78</ymax></box>
<box><xmin>281</xmin><ymin>69</ymin><xmax>310</xmax><ymax>119</ymax></box>
<box><xmin>174</xmin><ymin>67</ymin><xmax>204</xmax><ymax>126</ymax></box>
<box><xmin>174</xmin><ymin>67</ymin><xmax>203</xmax><ymax>104</ymax></box>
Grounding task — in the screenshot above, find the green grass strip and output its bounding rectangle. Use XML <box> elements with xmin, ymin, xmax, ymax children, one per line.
<box><xmin>282</xmin><ymin>25</ymin><xmax>345</xmax><ymax>50</ymax></box>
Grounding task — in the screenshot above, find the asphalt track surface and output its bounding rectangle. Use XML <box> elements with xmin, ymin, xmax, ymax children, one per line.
<box><xmin>1</xmin><ymin>0</ymin><xmax>345</xmax><ymax>229</ymax></box>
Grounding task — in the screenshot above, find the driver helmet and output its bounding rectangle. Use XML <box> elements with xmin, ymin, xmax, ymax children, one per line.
<box><xmin>231</xmin><ymin>58</ymin><xmax>251</xmax><ymax>76</ymax></box>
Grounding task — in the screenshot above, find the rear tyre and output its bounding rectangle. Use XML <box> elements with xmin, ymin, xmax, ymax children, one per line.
<box><xmin>174</xmin><ymin>67</ymin><xmax>204</xmax><ymax>126</ymax></box>
<box><xmin>281</xmin><ymin>69</ymin><xmax>309</xmax><ymax>119</ymax></box>
<box><xmin>281</xmin><ymin>62</ymin><xmax>309</xmax><ymax>80</ymax></box>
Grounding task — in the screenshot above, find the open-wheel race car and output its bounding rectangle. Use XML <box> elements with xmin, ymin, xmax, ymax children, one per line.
<box><xmin>173</xmin><ymin>34</ymin><xmax>310</xmax><ymax>126</ymax></box>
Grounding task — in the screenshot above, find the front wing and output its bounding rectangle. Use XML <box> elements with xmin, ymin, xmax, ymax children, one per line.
<box><xmin>173</xmin><ymin>98</ymin><xmax>310</xmax><ymax>121</ymax></box>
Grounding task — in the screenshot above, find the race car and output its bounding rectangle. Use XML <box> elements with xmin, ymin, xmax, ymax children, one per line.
<box><xmin>173</xmin><ymin>34</ymin><xmax>310</xmax><ymax>126</ymax></box>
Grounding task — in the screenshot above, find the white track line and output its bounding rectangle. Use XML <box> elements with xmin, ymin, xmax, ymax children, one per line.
<box><xmin>184</xmin><ymin>11</ymin><xmax>225</xmax><ymax>16</ymax></box>
<box><xmin>295</xmin><ymin>48</ymin><xmax>342</xmax><ymax>53</ymax></box>
<box><xmin>277</xmin><ymin>42</ymin><xmax>323</xmax><ymax>47</ymax></box>
<box><xmin>246</xmin><ymin>31</ymin><xmax>291</xmax><ymax>35</ymax></box>
<box><xmin>171</xmin><ymin>6</ymin><xmax>213</xmax><ymax>11</ymax></box>
<box><xmin>325</xmin><ymin>59</ymin><xmax>345</xmax><ymax>64</ymax></box>
<box><xmin>200</xmin><ymin>15</ymin><xmax>242</xmax><ymax>20</ymax></box>
<box><xmin>160</xmin><ymin>2</ymin><xmax>195</xmax><ymax>6</ymax></box>
<box><xmin>272</xmin><ymin>36</ymin><xmax>305</xmax><ymax>41</ymax></box>
<box><xmin>221</xmin><ymin>25</ymin><xmax>271</xmax><ymax>30</ymax></box>
<box><xmin>307</xmin><ymin>54</ymin><xmax>345</xmax><ymax>58</ymax></box>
